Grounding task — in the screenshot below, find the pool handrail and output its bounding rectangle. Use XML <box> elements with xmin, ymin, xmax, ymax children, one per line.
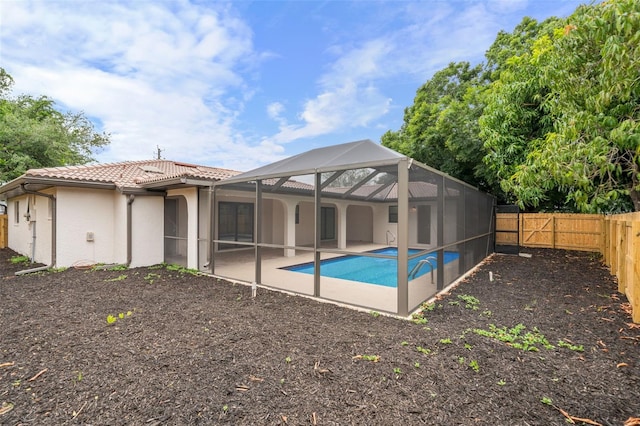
<box><xmin>409</xmin><ymin>255</ymin><xmax>437</xmax><ymax>283</ymax></box>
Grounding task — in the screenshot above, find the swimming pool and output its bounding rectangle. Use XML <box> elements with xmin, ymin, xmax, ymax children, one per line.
<box><xmin>282</xmin><ymin>247</ymin><xmax>459</xmax><ymax>287</ymax></box>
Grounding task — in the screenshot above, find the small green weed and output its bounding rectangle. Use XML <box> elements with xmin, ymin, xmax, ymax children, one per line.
<box><xmin>47</xmin><ymin>266</ymin><xmax>68</xmax><ymax>273</ymax></box>
<box><xmin>370</xmin><ymin>311</ymin><xmax>380</xmax><ymax>318</ymax></box>
<box><xmin>458</xmin><ymin>356</ymin><xmax>465</xmax><ymax>365</ymax></box>
<box><xmin>10</xmin><ymin>255</ymin><xmax>30</xmax><ymax>265</ymax></box>
<box><xmin>393</xmin><ymin>367</ymin><xmax>402</xmax><ymax>375</ymax></box>
<box><xmin>108</xmin><ymin>264</ymin><xmax>128</xmax><ymax>271</ymax></box>
<box><xmin>106</xmin><ymin>311</ymin><xmax>133</xmax><ymax>325</ymax></box>
<box><xmin>439</xmin><ymin>338</ymin><xmax>452</xmax><ymax>345</ymax></box>
<box><xmin>401</xmin><ymin>341</ymin><xmax>409</xmax><ymax>346</ymax></box>
<box><xmin>416</xmin><ymin>346</ymin><xmax>431</xmax><ymax>355</ymax></box>
<box><xmin>165</xmin><ymin>264</ymin><xmax>200</xmax><ymax>276</ymax></box>
<box><xmin>541</xmin><ymin>396</ymin><xmax>553</xmax><ymax>406</ymax></box>
<box><xmin>469</xmin><ymin>359</ymin><xmax>480</xmax><ymax>372</ymax></box>
<box><xmin>285</xmin><ymin>356</ymin><xmax>292</xmax><ymax>364</ymax></box>
<box><xmin>557</xmin><ymin>340</ymin><xmax>584</xmax><ymax>352</ymax></box>
<box><xmin>104</xmin><ymin>274</ymin><xmax>127</xmax><ymax>282</ymax></box>
<box><xmin>420</xmin><ymin>301</ymin><xmax>436</xmax><ymax>312</ymax></box>
<box><xmin>414</xmin><ymin>362</ymin><xmax>420</xmax><ymax>368</ymax></box>
<box><xmin>473</xmin><ymin>323</ymin><xmax>554</xmax><ymax>352</ymax></box>
<box><xmin>457</xmin><ymin>294</ymin><xmax>480</xmax><ymax>310</ymax></box>
<box><xmin>464</xmin><ymin>343</ymin><xmax>473</xmax><ymax>351</ymax></box>
<box><xmin>354</xmin><ymin>354</ymin><xmax>380</xmax><ymax>362</ymax></box>
<box><xmin>497</xmin><ymin>379</ymin><xmax>506</xmax><ymax>386</ymax></box>
<box><xmin>144</xmin><ymin>273</ymin><xmax>161</xmax><ymax>284</ymax></box>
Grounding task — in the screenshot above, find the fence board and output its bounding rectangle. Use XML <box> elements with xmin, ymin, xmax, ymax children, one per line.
<box><xmin>496</xmin><ymin>213</ymin><xmax>604</xmax><ymax>252</ymax></box>
<box><xmin>0</xmin><ymin>214</ymin><xmax>7</xmax><ymax>249</ymax></box>
<box><xmin>604</xmin><ymin>212</ymin><xmax>640</xmax><ymax>323</ymax></box>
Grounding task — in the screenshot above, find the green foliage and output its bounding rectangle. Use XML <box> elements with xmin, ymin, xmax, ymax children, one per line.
<box><xmin>457</xmin><ymin>294</ymin><xmax>480</xmax><ymax>310</ymax></box>
<box><xmin>557</xmin><ymin>340</ymin><xmax>584</xmax><ymax>352</ymax></box>
<box><xmin>165</xmin><ymin>263</ymin><xmax>201</xmax><ymax>276</ymax></box>
<box><xmin>473</xmin><ymin>323</ymin><xmax>554</xmax><ymax>352</ymax></box>
<box><xmin>468</xmin><ymin>359</ymin><xmax>480</xmax><ymax>372</ymax></box>
<box><xmin>144</xmin><ymin>273</ymin><xmax>161</xmax><ymax>284</ymax></box>
<box><xmin>439</xmin><ymin>338</ymin><xmax>452</xmax><ymax>345</ymax></box>
<box><xmin>482</xmin><ymin>1</ymin><xmax>640</xmax><ymax>212</ymax></box>
<box><xmin>416</xmin><ymin>346</ymin><xmax>431</xmax><ymax>355</ymax></box>
<box><xmin>104</xmin><ymin>274</ymin><xmax>127</xmax><ymax>282</ymax></box>
<box><xmin>0</xmin><ymin>68</ymin><xmax>109</xmax><ymax>182</ymax></box>
<box><xmin>108</xmin><ymin>265</ymin><xmax>128</xmax><ymax>271</ymax></box>
<box><xmin>106</xmin><ymin>311</ymin><xmax>133</xmax><ymax>325</ymax></box>
<box><xmin>541</xmin><ymin>396</ymin><xmax>553</xmax><ymax>406</ymax></box>
<box><xmin>382</xmin><ymin>62</ymin><xmax>496</xmax><ymax>193</ymax></box>
<box><xmin>10</xmin><ymin>255</ymin><xmax>29</xmax><ymax>265</ymax></box>
<box><xmin>370</xmin><ymin>311</ymin><xmax>380</xmax><ymax>318</ymax></box>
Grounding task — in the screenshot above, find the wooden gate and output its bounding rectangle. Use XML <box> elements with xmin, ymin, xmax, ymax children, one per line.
<box><xmin>0</xmin><ymin>214</ymin><xmax>7</xmax><ymax>249</ymax></box>
<box><xmin>520</xmin><ymin>213</ymin><xmax>604</xmax><ymax>252</ymax></box>
<box><xmin>495</xmin><ymin>205</ymin><xmax>519</xmax><ymax>254</ymax></box>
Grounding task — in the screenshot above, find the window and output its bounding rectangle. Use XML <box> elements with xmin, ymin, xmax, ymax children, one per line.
<box><xmin>295</xmin><ymin>204</ymin><xmax>300</xmax><ymax>224</ymax></box>
<box><xmin>14</xmin><ymin>201</ymin><xmax>20</xmax><ymax>224</ymax></box>
<box><xmin>218</xmin><ymin>202</ymin><xmax>254</xmax><ymax>249</ymax></box>
<box><xmin>388</xmin><ymin>205</ymin><xmax>398</xmax><ymax>223</ymax></box>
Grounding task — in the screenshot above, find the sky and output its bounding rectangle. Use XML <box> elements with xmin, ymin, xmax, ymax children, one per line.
<box><xmin>1</xmin><ymin>0</ymin><xmax>585</xmax><ymax>173</ymax></box>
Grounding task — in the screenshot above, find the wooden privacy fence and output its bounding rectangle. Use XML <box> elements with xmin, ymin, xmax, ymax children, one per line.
<box><xmin>495</xmin><ymin>211</ymin><xmax>639</xmax><ymax>323</ymax></box>
<box><xmin>603</xmin><ymin>212</ymin><xmax>640</xmax><ymax>323</ymax></box>
<box><xmin>495</xmin><ymin>213</ymin><xmax>605</xmax><ymax>252</ymax></box>
<box><xmin>0</xmin><ymin>214</ymin><xmax>7</xmax><ymax>249</ymax></box>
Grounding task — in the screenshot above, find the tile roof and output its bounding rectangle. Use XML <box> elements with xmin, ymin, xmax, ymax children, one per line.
<box><xmin>24</xmin><ymin>160</ymin><xmax>241</xmax><ymax>189</ymax></box>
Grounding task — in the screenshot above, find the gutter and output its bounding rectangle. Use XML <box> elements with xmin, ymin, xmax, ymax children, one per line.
<box><xmin>15</xmin><ymin>184</ymin><xmax>56</xmax><ymax>275</ymax></box>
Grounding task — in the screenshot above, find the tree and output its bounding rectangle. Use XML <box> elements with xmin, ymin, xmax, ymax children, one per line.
<box><xmin>0</xmin><ymin>68</ymin><xmax>110</xmax><ymax>182</ymax></box>
<box><xmin>381</xmin><ymin>62</ymin><xmax>493</xmax><ymax>192</ymax></box>
<box><xmin>497</xmin><ymin>0</ymin><xmax>640</xmax><ymax>212</ymax></box>
<box><xmin>480</xmin><ymin>17</ymin><xmax>566</xmax><ymax>210</ymax></box>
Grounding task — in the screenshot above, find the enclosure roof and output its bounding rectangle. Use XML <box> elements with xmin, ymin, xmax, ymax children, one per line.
<box><xmin>219</xmin><ymin>139</ymin><xmax>406</xmax><ymax>185</ymax></box>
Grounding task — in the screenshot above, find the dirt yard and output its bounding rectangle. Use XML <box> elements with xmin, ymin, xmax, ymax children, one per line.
<box><xmin>0</xmin><ymin>248</ymin><xmax>638</xmax><ymax>425</ymax></box>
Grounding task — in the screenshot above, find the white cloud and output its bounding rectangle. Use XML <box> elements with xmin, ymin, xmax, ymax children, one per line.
<box><xmin>0</xmin><ymin>0</ymin><xmax>263</xmax><ymax>169</ymax></box>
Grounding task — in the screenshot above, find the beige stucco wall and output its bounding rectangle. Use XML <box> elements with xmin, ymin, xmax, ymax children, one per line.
<box><xmin>56</xmin><ymin>187</ymin><xmax>116</xmax><ymax>267</ymax></box>
<box><xmin>130</xmin><ymin>195</ymin><xmax>164</xmax><ymax>268</ymax></box>
<box><xmin>7</xmin><ymin>192</ymin><xmax>54</xmax><ymax>264</ymax></box>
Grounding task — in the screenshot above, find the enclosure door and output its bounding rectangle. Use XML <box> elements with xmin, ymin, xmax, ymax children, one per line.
<box><xmin>164</xmin><ymin>196</ymin><xmax>188</xmax><ymax>267</ymax></box>
<box><xmin>218</xmin><ymin>202</ymin><xmax>254</xmax><ymax>249</ymax></box>
<box><xmin>417</xmin><ymin>205</ymin><xmax>431</xmax><ymax>244</ymax></box>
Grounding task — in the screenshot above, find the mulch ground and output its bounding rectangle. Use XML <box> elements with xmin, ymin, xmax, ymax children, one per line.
<box><xmin>0</xmin><ymin>248</ymin><xmax>639</xmax><ymax>425</ymax></box>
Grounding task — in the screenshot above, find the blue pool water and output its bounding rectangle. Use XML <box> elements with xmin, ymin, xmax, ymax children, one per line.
<box><xmin>282</xmin><ymin>247</ymin><xmax>459</xmax><ymax>287</ymax></box>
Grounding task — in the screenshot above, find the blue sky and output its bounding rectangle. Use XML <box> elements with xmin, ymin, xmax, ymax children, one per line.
<box><xmin>1</xmin><ymin>0</ymin><xmax>584</xmax><ymax>172</ymax></box>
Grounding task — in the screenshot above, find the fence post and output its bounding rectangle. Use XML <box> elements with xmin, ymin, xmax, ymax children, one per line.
<box><xmin>632</xmin><ymin>220</ymin><xmax>640</xmax><ymax>323</ymax></box>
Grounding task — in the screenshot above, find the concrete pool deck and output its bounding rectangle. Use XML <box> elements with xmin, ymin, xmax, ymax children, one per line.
<box><xmin>212</xmin><ymin>243</ymin><xmax>458</xmax><ymax>314</ymax></box>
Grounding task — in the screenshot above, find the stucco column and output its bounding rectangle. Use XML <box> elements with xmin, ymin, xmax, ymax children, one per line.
<box><xmin>283</xmin><ymin>200</ymin><xmax>297</xmax><ymax>257</ymax></box>
<box><xmin>337</xmin><ymin>202</ymin><xmax>347</xmax><ymax>250</ymax></box>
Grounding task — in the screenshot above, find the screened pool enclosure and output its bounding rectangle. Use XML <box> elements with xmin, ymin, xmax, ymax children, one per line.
<box><xmin>210</xmin><ymin>140</ymin><xmax>495</xmax><ymax>316</ymax></box>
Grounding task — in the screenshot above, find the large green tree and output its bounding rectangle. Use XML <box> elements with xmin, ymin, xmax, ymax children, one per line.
<box><xmin>484</xmin><ymin>0</ymin><xmax>640</xmax><ymax>212</ymax></box>
<box><xmin>381</xmin><ymin>62</ymin><xmax>492</xmax><ymax>191</ymax></box>
<box><xmin>0</xmin><ymin>68</ymin><xmax>110</xmax><ymax>182</ymax></box>
<box><xmin>480</xmin><ymin>17</ymin><xmax>566</xmax><ymax>210</ymax></box>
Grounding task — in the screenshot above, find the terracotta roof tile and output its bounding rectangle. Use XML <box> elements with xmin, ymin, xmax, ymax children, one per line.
<box><xmin>25</xmin><ymin>160</ymin><xmax>241</xmax><ymax>189</ymax></box>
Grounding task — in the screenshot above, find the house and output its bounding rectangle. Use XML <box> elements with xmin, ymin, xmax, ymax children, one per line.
<box><xmin>0</xmin><ymin>160</ymin><xmax>240</xmax><ymax>272</ymax></box>
<box><xmin>0</xmin><ymin>140</ymin><xmax>495</xmax><ymax>315</ymax></box>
